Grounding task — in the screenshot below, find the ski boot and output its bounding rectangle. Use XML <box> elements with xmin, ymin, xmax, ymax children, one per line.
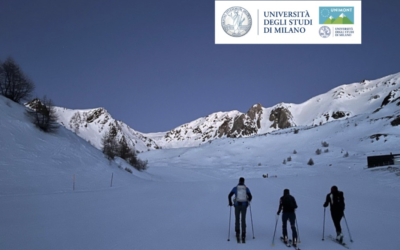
<box><xmin>292</xmin><ymin>238</ymin><xmax>298</xmax><ymax>248</ymax></box>
<box><xmin>236</xmin><ymin>234</ymin><xmax>241</xmax><ymax>243</ymax></box>
<box><xmin>336</xmin><ymin>233</ymin><xmax>344</xmax><ymax>244</ymax></box>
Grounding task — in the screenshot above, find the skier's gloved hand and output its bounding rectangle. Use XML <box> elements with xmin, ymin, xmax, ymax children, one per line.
<box><xmin>277</xmin><ymin>211</ymin><xmax>280</xmax><ymax>215</ymax></box>
<box><xmin>229</xmin><ymin>201</ymin><xmax>233</xmax><ymax>206</ymax></box>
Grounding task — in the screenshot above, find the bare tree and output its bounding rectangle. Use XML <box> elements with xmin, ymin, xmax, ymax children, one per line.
<box><xmin>0</xmin><ymin>57</ymin><xmax>35</xmax><ymax>103</ymax></box>
<box><xmin>26</xmin><ymin>97</ymin><xmax>59</xmax><ymax>133</ymax></box>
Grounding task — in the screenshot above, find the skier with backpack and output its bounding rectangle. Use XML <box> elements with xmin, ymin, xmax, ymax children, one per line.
<box><xmin>228</xmin><ymin>177</ymin><xmax>253</xmax><ymax>243</ymax></box>
<box><xmin>323</xmin><ymin>185</ymin><xmax>345</xmax><ymax>243</ymax></box>
<box><xmin>277</xmin><ymin>189</ymin><xmax>298</xmax><ymax>247</ymax></box>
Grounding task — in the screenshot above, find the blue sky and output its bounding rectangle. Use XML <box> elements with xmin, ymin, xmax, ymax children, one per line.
<box><xmin>1</xmin><ymin>0</ymin><xmax>399</xmax><ymax>133</ymax></box>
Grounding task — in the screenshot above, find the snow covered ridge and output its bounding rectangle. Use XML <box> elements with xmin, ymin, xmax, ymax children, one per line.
<box><xmin>47</xmin><ymin>72</ymin><xmax>400</xmax><ymax>151</ymax></box>
<box><xmin>52</xmin><ymin>106</ymin><xmax>160</xmax><ymax>152</ymax></box>
<box><xmin>154</xmin><ymin>72</ymin><xmax>400</xmax><ymax>147</ymax></box>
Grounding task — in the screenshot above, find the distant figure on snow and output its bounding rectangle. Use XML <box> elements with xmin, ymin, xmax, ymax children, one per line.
<box><xmin>228</xmin><ymin>177</ymin><xmax>252</xmax><ymax>243</ymax></box>
<box><xmin>323</xmin><ymin>185</ymin><xmax>345</xmax><ymax>243</ymax></box>
<box><xmin>277</xmin><ymin>189</ymin><xmax>298</xmax><ymax>247</ymax></box>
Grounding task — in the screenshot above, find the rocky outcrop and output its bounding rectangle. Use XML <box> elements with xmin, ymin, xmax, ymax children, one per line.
<box><xmin>217</xmin><ymin>119</ymin><xmax>232</xmax><ymax>137</ymax></box>
<box><xmin>247</xmin><ymin>103</ymin><xmax>263</xmax><ymax>129</ymax></box>
<box><xmin>163</xmin><ymin>104</ymin><xmax>264</xmax><ymax>143</ymax></box>
<box><xmin>391</xmin><ymin>116</ymin><xmax>400</xmax><ymax>126</ymax></box>
<box><xmin>25</xmin><ymin>98</ymin><xmax>42</xmax><ymax>110</ymax></box>
<box><xmin>229</xmin><ymin>114</ymin><xmax>248</xmax><ymax>137</ymax></box>
<box><xmin>269</xmin><ymin>106</ymin><xmax>293</xmax><ymax>129</ymax></box>
<box><xmin>332</xmin><ymin>111</ymin><xmax>348</xmax><ymax>119</ymax></box>
<box><xmin>381</xmin><ymin>89</ymin><xmax>400</xmax><ymax>107</ymax></box>
<box><xmin>69</xmin><ymin>108</ymin><xmax>109</xmax><ymax>130</ymax></box>
<box><xmin>217</xmin><ymin>104</ymin><xmax>263</xmax><ymax>138</ymax></box>
<box><xmin>86</xmin><ymin>108</ymin><xmax>106</xmax><ymax>123</ymax></box>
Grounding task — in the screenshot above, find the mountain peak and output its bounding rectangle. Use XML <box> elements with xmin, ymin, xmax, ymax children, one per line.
<box><xmin>51</xmin><ymin>71</ymin><xmax>400</xmax><ymax>151</ymax></box>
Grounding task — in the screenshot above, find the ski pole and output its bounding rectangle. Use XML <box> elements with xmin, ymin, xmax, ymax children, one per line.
<box><xmin>227</xmin><ymin>205</ymin><xmax>232</xmax><ymax>241</ymax></box>
<box><xmin>249</xmin><ymin>203</ymin><xmax>255</xmax><ymax>239</ymax></box>
<box><xmin>295</xmin><ymin>217</ymin><xmax>301</xmax><ymax>244</ymax></box>
<box><xmin>271</xmin><ymin>214</ymin><xmax>279</xmax><ymax>246</ymax></box>
<box><xmin>322</xmin><ymin>207</ymin><xmax>326</xmax><ymax>241</ymax></box>
<box><xmin>343</xmin><ymin>213</ymin><xmax>353</xmax><ymax>242</ymax></box>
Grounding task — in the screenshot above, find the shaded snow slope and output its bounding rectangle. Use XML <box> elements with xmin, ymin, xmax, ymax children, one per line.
<box><xmin>0</xmin><ymin>96</ymin><xmax>145</xmax><ymax>195</ymax></box>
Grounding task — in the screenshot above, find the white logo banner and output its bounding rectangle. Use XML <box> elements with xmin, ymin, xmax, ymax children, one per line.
<box><xmin>215</xmin><ymin>1</ymin><xmax>362</xmax><ymax>44</ymax></box>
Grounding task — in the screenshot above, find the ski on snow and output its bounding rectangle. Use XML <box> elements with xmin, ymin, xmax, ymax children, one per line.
<box><xmin>327</xmin><ymin>235</ymin><xmax>350</xmax><ymax>249</ymax></box>
<box><xmin>280</xmin><ymin>237</ymin><xmax>300</xmax><ymax>250</ymax></box>
<box><xmin>280</xmin><ymin>236</ymin><xmax>292</xmax><ymax>247</ymax></box>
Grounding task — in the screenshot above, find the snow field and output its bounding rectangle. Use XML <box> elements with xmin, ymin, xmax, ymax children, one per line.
<box><xmin>1</xmin><ymin>92</ymin><xmax>400</xmax><ymax>250</ymax></box>
<box><xmin>1</xmin><ymin>168</ymin><xmax>400</xmax><ymax>250</ymax></box>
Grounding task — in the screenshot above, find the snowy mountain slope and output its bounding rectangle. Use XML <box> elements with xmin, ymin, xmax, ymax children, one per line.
<box><xmin>53</xmin><ymin>106</ymin><xmax>161</xmax><ymax>152</ymax></box>
<box><xmin>152</xmin><ymin>72</ymin><xmax>400</xmax><ymax>148</ymax></box>
<box><xmin>2</xmin><ymin>91</ymin><xmax>400</xmax><ymax>250</ymax></box>
<box><xmin>141</xmin><ymin>93</ymin><xmax>400</xmax><ymax>178</ymax></box>
<box><xmin>48</xmin><ymin>72</ymin><xmax>400</xmax><ymax>152</ymax></box>
<box><xmin>0</xmin><ymin>96</ymin><xmax>146</xmax><ymax>195</ymax></box>
<box><xmin>284</xmin><ymin>74</ymin><xmax>400</xmax><ymax>127</ymax></box>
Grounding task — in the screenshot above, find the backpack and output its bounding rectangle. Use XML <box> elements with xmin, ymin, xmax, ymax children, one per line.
<box><xmin>282</xmin><ymin>195</ymin><xmax>296</xmax><ymax>210</ymax></box>
<box><xmin>236</xmin><ymin>185</ymin><xmax>248</xmax><ymax>202</ymax></box>
<box><xmin>330</xmin><ymin>191</ymin><xmax>345</xmax><ymax>211</ymax></box>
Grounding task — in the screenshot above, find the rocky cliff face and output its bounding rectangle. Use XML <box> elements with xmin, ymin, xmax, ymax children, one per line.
<box><xmin>218</xmin><ymin>103</ymin><xmax>263</xmax><ymax>138</ymax></box>
<box><xmin>269</xmin><ymin>105</ymin><xmax>294</xmax><ymax>129</ymax></box>
<box><xmin>156</xmin><ymin>104</ymin><xmax>265</xmax><ymax>148</ymax></box>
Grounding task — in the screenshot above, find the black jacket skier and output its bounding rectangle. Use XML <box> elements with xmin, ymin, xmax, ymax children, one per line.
<box><xmin>277</xmin><ymin>189</ymin><xmax>298</xmax><ymax>246</ymax></box>
<box><xmin>323</xmin><ymin>185</ymin><xmax>345</xmax><ymax>242</ymax></box>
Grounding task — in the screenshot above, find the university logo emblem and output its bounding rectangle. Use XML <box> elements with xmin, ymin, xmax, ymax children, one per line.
<box><xmin>319</xmin><ymin>7</ymin><xmax>354</xmax><ymax>25</ymax></box>
<box><xmin>319</xmin><ymin>26</ymin><xmax>331</xmax><ymax>38</ymax></box>
<box><xmin>221</xmin><ymin>6</ymin><xmax>252</xmax><ymax>37</ymax></box>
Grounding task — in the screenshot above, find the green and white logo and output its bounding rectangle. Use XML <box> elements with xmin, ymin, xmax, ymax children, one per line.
<box><xmin>319</xmin><ymin>7</ymin><xmax>354</xmax><ymax>25</ymax></box>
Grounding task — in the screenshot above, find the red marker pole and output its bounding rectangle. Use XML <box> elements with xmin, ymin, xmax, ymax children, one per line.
<box><xmin>110</xmin><ymin>173</ymin><xmax>114</xmax><ymax>187</ymax></box>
